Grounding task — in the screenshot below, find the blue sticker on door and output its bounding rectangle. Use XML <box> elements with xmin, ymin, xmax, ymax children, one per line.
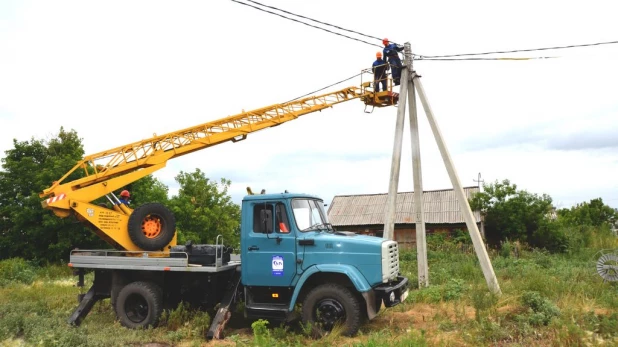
<box><xmin>272</xmin><ymin>255</ymin><xmax>283</xmax><ymax>276</ymax></box>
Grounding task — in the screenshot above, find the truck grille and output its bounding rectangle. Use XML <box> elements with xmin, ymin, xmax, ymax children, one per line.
<box><xmin>381</xmin><ymin>241</ymin><xmax>399</xmax><ymax>282</ymax></box>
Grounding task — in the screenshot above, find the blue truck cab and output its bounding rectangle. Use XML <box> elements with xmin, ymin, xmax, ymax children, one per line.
<box><xmin>240</xmin><ymin>192</ymin><xmax>409</xmax><ymax>336</ymax></box>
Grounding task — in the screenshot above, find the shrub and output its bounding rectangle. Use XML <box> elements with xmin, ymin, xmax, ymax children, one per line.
<box><xmin>499</xmin><ymin>239</ymin><xmax>514</xmax><ymax>258</ymax></box>
<box><xmin>471</xmin><ymin>287</ymin><xmax>499</xmax><ymax>322</ymax></box>
<box><xmin>161</xmin><ymin>302</ymin><xmax>192</xmax><ymax>331</ymax></box>
<box><xmin>444</xmin><ymin>278</ymin><xmax>466</xmax><ymax>301</ymax></box>
<box><xmin>451</xmin><ymin>228</ymin><xmax>472</xmax><ymax>244</ymax></box>
<box><xmin>517</xmin><ymin>291</ymin><xmax>560</xmax><ymax>326</ymax></box>
<box><xmin>0</xmin><ymin>258</ymin><xmax>37</xmax><ymax>286</ymax></box>
<box><xmin>251</xmin><ymin>319</ymin><xmax>270</xmax><ymax>346</ymax></box>
<box><xmin>530</xmin><ymin>221</ymin><xmax>569</xmax><ymax>253</ymax></box>
<box><xmin>160</xmin><ymin>301</ymin><xmax>211</xmax><ymax>336</ymax></box>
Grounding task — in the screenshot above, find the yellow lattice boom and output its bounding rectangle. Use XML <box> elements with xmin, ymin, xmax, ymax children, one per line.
<box><xmin>38</xmin><ymin>79</ymin><xmax>397</xmax><ymax>251</ymax></box>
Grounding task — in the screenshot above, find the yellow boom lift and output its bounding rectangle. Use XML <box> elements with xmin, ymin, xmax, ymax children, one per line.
<box><xmin>39</xmin><ymin>74</ymin><xmax>399</xmax><ymax>252</ymax></box>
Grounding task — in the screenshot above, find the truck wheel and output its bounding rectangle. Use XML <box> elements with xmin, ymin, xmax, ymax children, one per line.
<box><xmin>128</xmin><ymin>203</ymin><xmax>176</xmax><ymax>251</ymax></box>
<box><xmin>115</xmin><ymin>281</ymin><xmax>163</xmax><ymax>329</ymax></box>
<box><xmin>301</xmin><ymin>284</ymin><xmax>362</xmax><ymax>337</ymax></box>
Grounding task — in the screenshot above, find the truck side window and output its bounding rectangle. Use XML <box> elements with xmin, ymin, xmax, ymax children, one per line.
<box><xmin>253</xmin><ymin>204</ymin><xmax>274</xmax><ymax>234</ymax></box>
<box><xmin>275</xmin><ymin>203</ymin><xmax>290</xmax><ymax>233</ymax></box>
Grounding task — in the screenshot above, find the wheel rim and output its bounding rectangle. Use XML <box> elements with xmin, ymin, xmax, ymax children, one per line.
<box><xmin>141</xmin><ymin>214</ymin><xmax>162</xmax><ymax>239</ymax></box>
<box><xmin>314</xmin><ymin>298</ymin><xmax>346</xmax><ymax>331</ymax></box>
<box><xmin>125</xmin><ymin>293</ymin><xmax>149</xmax><ymax>323</ymax></box>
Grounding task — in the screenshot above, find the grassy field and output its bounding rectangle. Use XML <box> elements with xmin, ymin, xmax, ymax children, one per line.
<box><xmin>1</xmin><ymin>236</ymin><xmax>617</xmax><ymax>347</ymax></box>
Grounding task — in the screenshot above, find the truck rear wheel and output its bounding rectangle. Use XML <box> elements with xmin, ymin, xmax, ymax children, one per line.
<box><xmin>128</xmin><ymin>203</ymin><xmax>176</xmax><ymax>251</ymax></box>
<box><xmin>301</xmin><ymin>283</ymin><xmax>362</xmax><ymax>337</ymax></box>
<box><xmin>115</xmin><ymin>281</ymin><xmax>163</xmax><ymax>329</ymax></box>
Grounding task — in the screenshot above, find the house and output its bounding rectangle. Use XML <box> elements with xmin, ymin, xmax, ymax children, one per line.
<box><xmin>327</xmin><ymin>186</ymin><xmax>483</xmax><ymax>245</ymax></box>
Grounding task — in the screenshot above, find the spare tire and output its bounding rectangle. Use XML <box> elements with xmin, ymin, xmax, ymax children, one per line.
<box><xmin>128</xmin><ymin>203</ymin><xmax>176</xmax><ymax>251</ymax></box>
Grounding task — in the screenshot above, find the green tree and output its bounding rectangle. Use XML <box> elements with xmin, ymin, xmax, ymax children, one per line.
<box><xmin>0</xmin><ymin>128</ymin><xmax>106</xmax><ymax>262</ymax></box>
<box><xmin>169</xmin><ymin>169</ymin><xmax>240</xmax><ymax>249</ymax></box>
<box><xmin>469</xmin><ymin>179</ymin><xmax>553</xmax><ymax>247</ymax></box>
<box><xmin>557</xmin><ymin>198</ymin><xmax>617</xmax><ymax>227</ymax></box>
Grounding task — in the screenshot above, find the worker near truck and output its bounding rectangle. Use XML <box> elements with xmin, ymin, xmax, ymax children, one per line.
<box><xmin>372</xmin><ymin>52</ymin><xmax>389</xmax><ymax>92</ymax></box>
<box><xmin>382</xmin><ymin>38</ymin><xmax>404</xmax><ymax>86</ymax></box>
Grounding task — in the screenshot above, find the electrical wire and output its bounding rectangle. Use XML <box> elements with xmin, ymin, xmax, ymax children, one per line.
<box><xmin>419</xmin><ymin>56</ymin><xmax>557</xmax><ymax>61</ymax></box>
<box><xmin>231</xmin><ymin>0</ymin><xmax>618</xmax><ymax>61</ymax></box>
<box><xmin>242</xmin><ymin>0</ymin><xmax>384</xmax><ymax>43</ymax></box>
<box><xmin>418</xmin><ymin>40</ymin><xmax>618</xmax><ymax>59</ymax></box>
<box><xmin>284</xmin><ymin>71</ymin><xmax>367</xmax><ymax>103</ymax></box>
<box><xmin>230</xmin><ymin>0</ymin><xmax>382</xmax><ymax>48</ymax></box>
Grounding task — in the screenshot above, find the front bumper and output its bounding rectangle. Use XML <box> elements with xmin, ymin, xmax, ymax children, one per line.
<box><xmin>374</xmin><ymin>276</ymin><xmax>409</xmax><ymax>307</ymax></box>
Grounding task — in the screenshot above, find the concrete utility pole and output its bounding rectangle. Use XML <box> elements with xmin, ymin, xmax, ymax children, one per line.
<box><xmin>383</xmin><ymin>41</ymin><xmax>501</xmax><ymax>294</ymax></box>
<box><xmin>406</xmin><ymin>44</ymin><xmax>429</xmax><ymax>287</ymax></box>
<box><xmin>382</xmin><ymin>64</ymin><xmax>409</xmax><ymax>241</ymax></box>
<box><xmin>413</xmin><ymin>76</ymin><xmax>502</xmax><ymax>295</ymax></box>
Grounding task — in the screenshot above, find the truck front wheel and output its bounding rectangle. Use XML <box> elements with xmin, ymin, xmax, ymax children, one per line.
<box><xmin>301</xmin><ymin>283</ymin><xmax>362</xmax><ymax>337</ymax></box>
<box><xmin>115</xmin><ymin>281</ymin><xmax>163</xmax><ymax>329</ymax></box>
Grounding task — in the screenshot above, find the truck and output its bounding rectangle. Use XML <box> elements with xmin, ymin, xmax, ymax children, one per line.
<box><xmin>41</xmin><ymin>73</ymin><xmax>409</xmax><ymax>338</ymax></box>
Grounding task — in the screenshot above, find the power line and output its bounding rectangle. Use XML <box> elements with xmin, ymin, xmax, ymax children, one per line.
<box><xmin>284</xmin><ymin>71</ymin><xmax>366</xmax><ymax>103</ymax></box>
<box><xmin>230</xmin><ymin>0</ymin><xmax>382</xmax><ymax>48</ymax></box>
<box><xmin>231</xmin><ymin>0</ymin><xmax>618</xmax><ymax>62</ymax></box>
<box><xmin>419</xmin><ymin>56</ymin><xmax>556</xmax><ymax>61</ymax></box>
<box><xmin>418</xmin><ymin>40</ymin><xmax>618</xmax><ymax>59</ymax></box>
<box><xmin>242</xmin><ymin>0</ymin><xmax>385</xmax><ymax>43</ymax></box>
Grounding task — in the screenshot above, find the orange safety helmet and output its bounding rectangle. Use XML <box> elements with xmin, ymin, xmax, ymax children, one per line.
<box><xmin>120</xmin><ymin>190</ymin><xmax>130</xmax><ymax>198</ymax></box>
<box><xmin>376</xmin><ymin>51</ymin><xmax>382</xmax><ymax>58</ymax></box>
<box><xmin>382</xmin><ymin>38</ymin><xmax>389</xmax><ymax>46</ymax></box>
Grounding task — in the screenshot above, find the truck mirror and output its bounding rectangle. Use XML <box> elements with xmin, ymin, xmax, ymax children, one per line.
<box><xmin>260</xmin><ymin>209</ymin><xmax>273</xmax><ymax>234</ymax></box>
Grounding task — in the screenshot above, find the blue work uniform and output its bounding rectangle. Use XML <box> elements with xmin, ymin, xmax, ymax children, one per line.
<box><xmin>383</xmin><ymin>43</ymin><xmax>404</xmax><ymax>85</ymax></box>
<box><xmin>118</xmin><ymin>197</ymin><xmax>130</xmax><ymax>206</ymax></box>
<box><xmin>372</xmin><ymin>58</ymin><xmax>388</xmax><ymax>92</ymax></box>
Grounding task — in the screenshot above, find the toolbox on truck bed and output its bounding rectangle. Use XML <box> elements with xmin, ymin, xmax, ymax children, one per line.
<box><xmin>170</xmin><ymin>242</ymin><xmax>232</xmax><ymax>266</ymax></box>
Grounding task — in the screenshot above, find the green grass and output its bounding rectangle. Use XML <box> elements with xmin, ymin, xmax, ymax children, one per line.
<box><xmin>1</xmin><ymin>234</ymin><xmax>617</xmax><ymax>346</ymax></box>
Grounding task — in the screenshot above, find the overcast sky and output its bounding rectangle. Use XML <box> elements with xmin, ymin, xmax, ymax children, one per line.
<box><xmin>1</xmin><ymin>0</ymin><xmax>617</xmax><ymax>209</ymax></box>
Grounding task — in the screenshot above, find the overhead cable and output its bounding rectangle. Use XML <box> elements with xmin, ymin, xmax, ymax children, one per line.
<box><xmin>285</xmin><ymin>71</ymin><xmax>366</xmax><ymax>103</ymax></box>
<box><xmin>419</xmin><ymin>56</ymin><xmax>557</xmax><ymax>61</ymax></box>
<box><xmin>418</xmin><ymin>40</ymin><xmax>618</xmax><ymax>59</ymax></box>
<box><xmin>231</xmin><ymin>0</ymin><xmax>617</xmax><ymax>61</ymax></box>
<box><xmin>231</xmin><ymin>0</ymin><xmax>382</xmax><ymax>48</ymax></box>
<box><xmin>242</xmin><ymin>0</ymin><xmax>385</xmax><ymax>43</ymax></box>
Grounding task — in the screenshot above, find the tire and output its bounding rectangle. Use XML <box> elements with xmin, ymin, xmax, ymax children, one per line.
<box><xmin>128</xmin><ymin>203</ymin><xmax>176</xmax><ymax>251</ymax></box>
<box><xmin>301</xmin><ymin>284</ymin><xmax>362</xmax><ymax>337</ymax></box>
<box><xmin>115</xmin><ymin>281</ymin><xmax>163</xmax><ymax>329</ymax></box>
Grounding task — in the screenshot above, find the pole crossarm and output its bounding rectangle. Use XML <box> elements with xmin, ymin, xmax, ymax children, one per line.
<box><xmin>40</xmin><ymin>86</ymin><xmax>366</xmax><ymax>200</ymax></box>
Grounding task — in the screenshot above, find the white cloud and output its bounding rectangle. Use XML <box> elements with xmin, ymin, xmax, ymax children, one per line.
<box><xmin>1</xmin><ymin>0</ymin><xmax>617</xmax><ymax>209</ymax></box>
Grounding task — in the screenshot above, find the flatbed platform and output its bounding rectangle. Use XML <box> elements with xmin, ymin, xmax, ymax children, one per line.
<box><xmin>69</xmin><ymin>249</ymin><xmax>241</xmax><ymax>273</ymax></box>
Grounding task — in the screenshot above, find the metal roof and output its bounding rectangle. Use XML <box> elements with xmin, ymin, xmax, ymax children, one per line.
<box><xmin>327</xmin><ymin>187</ymin><xmax>481</xmax><ymax>226</ymax></box>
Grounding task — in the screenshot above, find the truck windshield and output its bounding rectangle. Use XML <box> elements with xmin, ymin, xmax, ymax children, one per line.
<box><xmin>292</xmin><ymin>199</ymin><xmax>331</xmax><ymax>232</ymax></box>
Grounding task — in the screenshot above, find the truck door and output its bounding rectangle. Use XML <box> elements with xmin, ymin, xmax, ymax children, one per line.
<box><xmin>242</xmin><ymin>202</ymin><xmax>297</xmax><ymax>287</ymax></box>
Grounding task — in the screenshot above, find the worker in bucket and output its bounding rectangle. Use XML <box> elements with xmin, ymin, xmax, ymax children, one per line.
<box><xmin>372</xmin><ymin>51</ymin><xmax>389</xmax><ymax>92</ymax></box>
<box><xmin>118</xmin><ymin>190</ymin><xmax>131</xmax><ymax>206</ymax></box>
<box><xmin>382</xmin><ymin>38</ymin><xmax>404</xmax><ymax>86</ymax></box>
